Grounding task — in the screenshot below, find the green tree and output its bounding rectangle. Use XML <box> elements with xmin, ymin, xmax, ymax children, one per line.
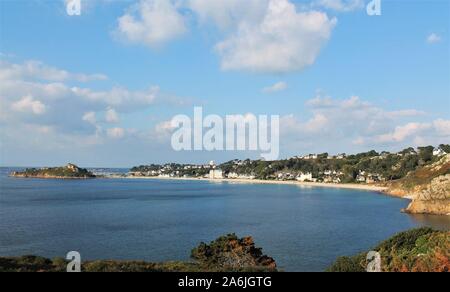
<box><xmin>418</xmin><ymin>146</ymin><xmax>434</xmax><ymax>164</ymax></box>
<box><xmin>439</xmin><ymin>144</ymin><xmax>450</xmax><ymax>153</ymax></box>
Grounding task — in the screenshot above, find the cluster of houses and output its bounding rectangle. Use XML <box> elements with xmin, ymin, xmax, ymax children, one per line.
<box><xmin>396</xmin><ymin>146</ymin><xmax>448</xmax><ymax>157</ymax></box>
<box><xmin>356</xmin><ymin>171</ymin><xmax>384</xmax><ymax>184</ymax></box>
<box><xmin>294</xmin><ymin>146</ymin><xmax>448</xmax><ymax>162</ymax></box>
<box><xmin>293</xmin><ymin>153</ymin><xmax>347</xmax><ymax>160</ymax></box>
<box><xmin>210</xmin><ymin>161</ymin><xmax>256</xmax><ymax>180</ymax></box>
<box><xmin>433</xmin><ymin>147</ymin><xmax>447</xmax><ymax>157</ymax></box>
<box><xmin>129</xmin><ymin>161</ymin><xmax>228</xmax><ymax>180</ymax></box>
<box><xmin>128</xmin><ymin>145</ymin><xmax>448</xmax><ymax>182</ymax></box>
<box><xmin>274</xmin><ymin>170</ymin><xmax>343</xmax><ymax>183</ymax></box>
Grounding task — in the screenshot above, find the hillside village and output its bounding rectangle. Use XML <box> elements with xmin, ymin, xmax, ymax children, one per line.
<box><xmin>130</xmin><ymin>145</ymin><xmax>450</xmax><ymax>185</ymax></box>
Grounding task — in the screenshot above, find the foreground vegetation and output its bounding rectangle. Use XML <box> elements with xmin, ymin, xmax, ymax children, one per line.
<box><xmin>0</xmin><ymin>234</ymin><xmax>277</xmax><ymax>272</ymax></box>
<box><xmin>2</xmin><ymin>229</ymin><xmax>447</xmax><ymax>272</ymax></box>
<box><xmin>327</xmin><ymin>228</ymin><xmax>449</xmax><ymax>272</ymax></box>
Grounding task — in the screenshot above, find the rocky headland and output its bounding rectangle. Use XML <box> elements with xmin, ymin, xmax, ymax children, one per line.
<box><xmin>385</xmin><ymin>154</ymin><xmax>450</xmax><ymax>216</ymax></box>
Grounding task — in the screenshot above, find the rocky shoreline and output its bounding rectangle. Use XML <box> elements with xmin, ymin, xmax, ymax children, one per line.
<box><xmin>385</xmin><ymin>155</ymin><xmax>450</xmax><ymax>216</ymax></box>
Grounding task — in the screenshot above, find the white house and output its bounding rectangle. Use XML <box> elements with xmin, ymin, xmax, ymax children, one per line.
<box><xmin>356</xmin><ymin>175</ymin><xmax>366</xmax><ymax>183</ymax></box>
<box><xmin>209</xmin><ymin>169</ymin><xmax>223</xmax><ymax>179</ymax></box>
<box><xmin>227</xmin><ymin>172</ymin><xmax>239</xmax><ymax>179</ymax></box>
<box><xmin>299</xmin><ymin>154</ymin><xmax>317</xmax><ymax>160</ymax></box>
<box><xmin>433</xmin><ymin>148</ymin><xmax>446</xmax><ymax>156</ymax></box>
<box><xmin>296</xmin><ymin>172</ymin><xmax>313</xmax><ymax>182</ymax></box>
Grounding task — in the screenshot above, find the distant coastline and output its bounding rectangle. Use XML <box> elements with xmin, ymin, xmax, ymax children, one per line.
<box><xmin>7</xmin><ymin>148</ymin><xmax>449</xmax><ymax>216</ymax></box>
<box><xmin>117</xmin><ymin>175</ymin><xmax>389</xmax><ymax>193</ymax></box>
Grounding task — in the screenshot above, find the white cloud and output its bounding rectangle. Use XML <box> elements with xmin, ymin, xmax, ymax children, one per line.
<box><xmin>0</xmin><ymin>58</ymin><xmax>188</xmax><ymax>147</ymax></box>
<box><xmin>279</xmin><ymin>95</ymin><xmax>450</xmax><ymax>152</ymax></box>
<box><xmin>155</xmin><ymin>119</ymin><xmax>177</xmax><ymax>134</ymax></box>
<box><xmin>107</xmin><ymin>127</ymin><xmax>126</xmax><ymax>139</ymax></box>
<box><xmin>105</xmin><ymin>108</ymin><xmax>120</xmax><ymax>123</ymax></box>
<box><xmin>115</xmin><ymin>0</ymin><xmax>336</xmax><ymax>74</ymax></box>
<box><xmin>82</xmin><ymin>111</ymin><xmax>97</xmax><ymax>125</ymax></box>
<box><xmin>116</xmin><ymin>0</ymin><xmax>187</xmax><ymax>48</ymax></box>
<box><xmin>263</xmin><ymin>81</ymin><xmax>288</xmax><ymax>93</ymax></box>
<box><xmin>70</xmin><ymin>86</ymin><xmax>161</xmax><ymax>111</ymax></box>
<box><xmin>153</xmin><ymin>119</ymin><xmax>178</xmax><ymax>142</ymax></box>
<box><xmin>215</xmin><ymin>0</ymin><xmax>337</xmax><ymax>73</ymax></box>
<box><xmin>0</xmin><ymin>60</ymin><xmax>107</xmax><ymax>82</ymax></box>
<box><xmin>306</xmin><ymin>96</ymin><xmax>334</xmax><ymax>108</ymax></box>
<box><xmin>386</xmin><ymin>109</ymin><xmax>425</xmax><ymax>118</ymax></box>
<box><xmin>11</xmin><ymin>95</ymin><xmax>46</xmax><ymax>115</ymax></box>
<box><xmin>313</xmin><ymin>0</ymin><xmax>364</xmax><ymax>12</ymax></box>
<box><xmin>433</xmin><ymin>119</ymin><xmax>450</xmax><ymax>136</ymax></box>
<box><xmin>427</xmin><ymin>33</ymin><xmax>442</xmax><ymax>44</ymax></box>
<box><xmin>371</xmin><ymin>119</ymin><xmax>450</xmax><ymax>146</ymax></box>
<box><xmin>187</xmin><ymin>0</ymin><xmax>268</xmax><ymax>29</ymax></box>
<box><xmin>281</xmin><ymin>113</ymin><xmax>328</xmax><ymax>134</ymax></box>
<box><xmin>375</xmin><ymin>123</ymin><xmax>432</xmax><ymax>143</ymax></box>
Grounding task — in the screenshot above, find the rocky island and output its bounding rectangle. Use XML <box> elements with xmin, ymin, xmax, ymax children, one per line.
<box><xmin>10</xmin><ymin>163</ymin><xmax>96</xmax><ymax>179</ymax></box>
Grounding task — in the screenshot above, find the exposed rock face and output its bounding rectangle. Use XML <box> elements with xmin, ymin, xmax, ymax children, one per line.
<box><xmin>415</xmin><ymin>174</ymin><xmax>450</xmax><ymax>201</ymax></box>
<box><xmin>405</xmin><ymin>175</ymin><xmax>450</xmax><ymax>215</ymax></box>
<box><xmin>387</xmin><ymin>155</ymin><xmax>450</xmax><ymax>216</ymax></box>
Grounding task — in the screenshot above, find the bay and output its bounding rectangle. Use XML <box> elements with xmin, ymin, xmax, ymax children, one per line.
<box><xmin>0</xmin><ymin>167</ymin><xmax>448</xmax><ymax>271</ymax></box>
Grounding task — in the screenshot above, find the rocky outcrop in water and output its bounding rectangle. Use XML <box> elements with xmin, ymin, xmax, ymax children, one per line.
<box><xmin>10</xmin><ymin>163</ymin><xmax>95</xmax><ymax>179</ymax></box>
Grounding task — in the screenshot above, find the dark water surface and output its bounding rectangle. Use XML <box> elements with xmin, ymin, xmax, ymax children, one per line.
<box><xmin>0</xmin><ymin>168</ymin><xmax>448</xmax><ymax>271</ymax></box>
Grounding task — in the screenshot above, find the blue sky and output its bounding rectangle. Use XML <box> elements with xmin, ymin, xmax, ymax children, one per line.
<box><xmin>0</xmin><ymin>0</ymin><xmax>449</xmax><ymax>167</ymax></box>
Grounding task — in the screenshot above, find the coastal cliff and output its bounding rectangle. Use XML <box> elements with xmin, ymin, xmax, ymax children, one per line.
<box><xmin>404</xmin><ymin>174</ymin><xmax>450</xmax><ymax>215</ymax></box>
<box><xmin>10</xmin><ymin>163</ymin><xmax>96</xmax><ymax>179</ymax></box>
<box><xmin>386</xmin><ymin>154</ymin><xmax>450</xmax><ymax>216</ymax></box>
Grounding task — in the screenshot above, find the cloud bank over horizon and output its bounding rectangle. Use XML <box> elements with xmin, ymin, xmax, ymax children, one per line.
<box><xmin>0</xmin><ymin>0</ymin><xmax>449</xmax><ymax>167</ymax></box>
<box><xmin>1</xmin><ymin>57</ymin><xmax>448</xmax><ymax>167</ymax></box>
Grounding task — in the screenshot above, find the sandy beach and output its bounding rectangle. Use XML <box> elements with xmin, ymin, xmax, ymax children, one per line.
<box><xmin>117</xmin><ymin>175</ymin><xmax>389</xmax><ymax>193</ymax></box>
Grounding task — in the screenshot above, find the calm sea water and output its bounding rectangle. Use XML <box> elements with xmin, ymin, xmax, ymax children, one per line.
<box><xmin>0</xmin><ymin>167</ymin><xmax>449</xmax><ymax>271</ymax></box>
